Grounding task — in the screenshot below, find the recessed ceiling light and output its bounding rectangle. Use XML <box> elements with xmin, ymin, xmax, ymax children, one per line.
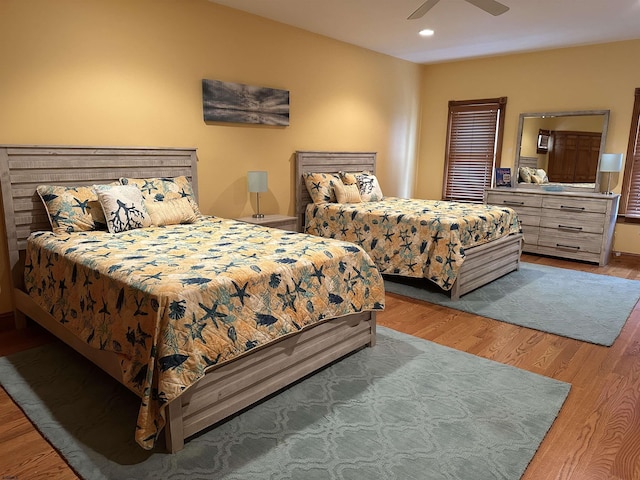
<box><xmin>419</xmin><ymin>29</ymin><xmax>434</xmax><ymax>37</ymax></box>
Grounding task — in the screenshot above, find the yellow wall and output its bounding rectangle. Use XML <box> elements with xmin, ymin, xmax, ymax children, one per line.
<box><xmin>417</xmin><ymin>39</ymin><xmax>640</xmax><ymax>255</ymax></box>
<box><xmin>0</xmin><ymin>0</ymin><xmax>421</xmax><ymax>313</ymax></box>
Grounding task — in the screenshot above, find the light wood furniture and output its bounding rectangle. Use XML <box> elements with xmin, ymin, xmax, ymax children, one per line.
<box><xmin>234</xmin><ymin>214</ymin><xmax>298</xmax><ymax>231</ymax></box>
<box><xmin>0</xmin><ymin>145</ymin><xmax>376</xmax><ymax>452</ymax></box>
<box><xmin>295</xmin><ymin>151</ymin><xmax>523</xmax><ymax>300</ymax></box>
<box><xmin>485</xmin><ymin>188</ymin><xmax>619</xmax><ymax>266</ymax></box>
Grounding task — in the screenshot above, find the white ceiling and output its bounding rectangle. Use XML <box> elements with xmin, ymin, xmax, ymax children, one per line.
<box><xmin>210</xmin><ymin>0</ymin><xmax>640</xmax><ymax>64</ymax></box>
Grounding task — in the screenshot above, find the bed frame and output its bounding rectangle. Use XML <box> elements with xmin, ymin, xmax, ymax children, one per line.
<box><xmin>295</xmin><ymin>151</ymin><xmax>523</xmax><ymax>300</ymax></box>
<box><xmin>0</xmin><ymin>145</ymin><xmax>376</xmax><ymax>452</ymax></box>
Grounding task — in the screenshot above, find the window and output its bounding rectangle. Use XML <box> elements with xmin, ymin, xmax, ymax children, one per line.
<box><xmin>443</xmin><ymin>97</ymin><xmax>507</xmax><ymax>203</ymax></box>
<box><xmin>621</xmin><ymin>88</ymin><xmax>640</xmax><ymax>220</ymax></box>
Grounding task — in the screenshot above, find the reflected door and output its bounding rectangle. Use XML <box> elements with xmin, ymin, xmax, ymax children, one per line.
<box><xmin>548</xmin><ymin>131</ymin><xmax>601</xmax><ymax>183</ymax></box>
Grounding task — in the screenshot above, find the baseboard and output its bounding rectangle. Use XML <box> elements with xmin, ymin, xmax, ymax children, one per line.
<box><xmin>612</xmin><ymin>251</ymin><xmax>640</xmax><ymax>259</ymax></box>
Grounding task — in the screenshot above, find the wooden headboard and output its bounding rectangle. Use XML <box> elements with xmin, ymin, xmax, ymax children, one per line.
<box><xmin>294</xmin><ymin>151</ymin><xmax>376</xmax><ymax>232</ymax></box>
<box><xmin>0</xmin><ymin>145</ymin><xmax>198</xmax><ymax>291</ymax></box>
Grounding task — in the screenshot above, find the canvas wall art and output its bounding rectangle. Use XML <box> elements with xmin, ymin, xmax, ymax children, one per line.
<box><xmin>202</xmin><ymin>79</ymin><xmax>290</xmax><ymax>126</ymax></box>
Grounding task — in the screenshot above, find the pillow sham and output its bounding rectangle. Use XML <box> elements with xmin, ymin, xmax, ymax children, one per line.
<box><xmin>119</xmin><ymin>176</ymin><xmax>202</xmax><ymax>216</ymax></box>
<box><xmin>354</xmin><ymin>172</ymin><xmax>384</xmax><ymax>202</ymax></box>
<box><xmin>519</xmin><ymin>166</ymin><xmax>534</xmax><ymax>183</ymax></box>
<box><xmin>37</xmin><ymin>185</ymin><xmax>108</xmax><ymax>235</ymax></box>
<box><xmin>334</xmin><ymin>182</ymin><xmax>362</xmax><ymax>204</ymax></box>
<box><xmin>94</xmin><ymin>184</ymin><xmax>152</xmax><ymax>234</ymax></box>
<box><xmin>303</xmin><ymin>172</ymin><xmax>340</xmax><ymax>204</ymax></box>
<box><xmin>534</xmin><ymin>168</ymin><xmax>549</xmax><ymax>184</ymax></box>
<box><xmin>145</xmin><ymin>197</ymin><xmax>197</xmax><ymax>226</ymax></box>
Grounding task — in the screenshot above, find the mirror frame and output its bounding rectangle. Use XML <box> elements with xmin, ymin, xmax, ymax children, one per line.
<box><xmin>514</xmin><ymin>109</ymin><xmax>610</xmax><ymax>192</ymax></box>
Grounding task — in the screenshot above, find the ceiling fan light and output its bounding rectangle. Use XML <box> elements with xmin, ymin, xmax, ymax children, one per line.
<box><xmin>419</xmin><ymin>29</ymin><xmax>435</xmax><ymax>37</ymax></box>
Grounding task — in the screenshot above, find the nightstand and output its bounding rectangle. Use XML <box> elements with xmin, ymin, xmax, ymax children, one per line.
<box><xmin>235</xmin><ymin>214</ymin><xmax>298</xmax><ymax>232</ymax></box>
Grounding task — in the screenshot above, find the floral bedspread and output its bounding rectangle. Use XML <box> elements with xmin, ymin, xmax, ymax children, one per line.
<box><xmin>305</xmin><ymin>197</ymin><xmax>520</xmax><ymax>290</ymax></box>
<box><xmin>24</xmin><ymin>218</ymin><xmax>385</xmax><ymax>449</ymax></box>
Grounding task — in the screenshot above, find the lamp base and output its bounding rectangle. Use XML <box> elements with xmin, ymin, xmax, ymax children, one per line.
<box><xmin>252</xmin><ymin>213</ymin><xmax>265</xmax><ymax>218</ymax></box>
<box><xmin>604</xmin><ymin>173</ymin><xmax>613</xmax><ymax>195</ymax></box>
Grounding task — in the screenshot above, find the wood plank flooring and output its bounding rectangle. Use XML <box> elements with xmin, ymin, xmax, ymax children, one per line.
<box><xmin>1</xmin><ymin>253</ymin><xmax>639</xmax><ymax>479</ymax></box>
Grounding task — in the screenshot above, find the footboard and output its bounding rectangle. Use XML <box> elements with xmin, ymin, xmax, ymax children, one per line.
<box><xmin>450</xmin><ymin>233</ymin><xmax>523</xmax><ymax>300</ymax></box>
<box><xmin>164</xmin><ymin>311</ymin><xmax>376</xmax><ymax>452</ymax></box>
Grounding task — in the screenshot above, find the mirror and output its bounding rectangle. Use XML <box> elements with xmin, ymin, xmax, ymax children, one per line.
<box><xmin>514</xmin><ymin>109</ymin><xmax>610</xmax><ymax>192</ymax></box>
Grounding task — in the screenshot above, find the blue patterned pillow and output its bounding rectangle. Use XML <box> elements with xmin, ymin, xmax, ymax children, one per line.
<box><xmin>37</xmin><ymin>185</ymin><xmax>108</xmax><ymax>234</ymax></box>
<box><xmin>119</xmin><ymin>176</ymin><xmax>202</xmax><ymax>216</ymax></box>
<box><xmin>303</xmin><ymin>173</ymin><xmax>340</xmax><ymax>203</ymax></box>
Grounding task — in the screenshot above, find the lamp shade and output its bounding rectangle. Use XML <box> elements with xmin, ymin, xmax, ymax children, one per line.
<box><xmin>599</xmin><ymin>153</ymin><xmax>624</xmax><ymax>173</ymax></box>
<box><xmin>247</xmin><ymin>171</ymin><xmax>268</xmax><ymax>193</ymax></box>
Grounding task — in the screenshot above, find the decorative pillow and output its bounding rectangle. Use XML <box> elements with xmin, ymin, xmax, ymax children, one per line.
<box><xmin>303</xmin><ymin>173</ymin><xmax>340</xmax><ymax>204</ymax></box>
<box><xmin>334</xmin><ymin>182</ymin><xmax>362</xmax><ymax>204</ymax></box>
<box><xmin>338</xmin><ymin>171</ymin><xmax>359</xmax><ymax>186</ymax></box>
<box><xmin>519</xmin><ymin>166</ymin><xmax>533</xmax><ymax>183</ymax></box>
<box><xmin>37</xmin><ymin>185</ymin><xmax>108</xmax><ymax>234</ymax></box>
<box><xmin>145</xmin><ymin>197</ymin><xmax>197</xmax><ymax>226</ymax></box>
<box><xmin>354</xmin><ymin>172</ymin><xmax>384</xmax><ymax>202</ymax></box>
<box><xmin>119</xmin><ymin>176</ymin><xmax>202</xmax><ymax>216</ymax></box>
<box><xmin>535</xmin><ymin>168</ymin><xmax>549</xmax><ymax>183</ymax></box>
<box><xmin>94</xmin><ymin>184</ymin><xmax>152</xmax><ymax>234</ymax></box>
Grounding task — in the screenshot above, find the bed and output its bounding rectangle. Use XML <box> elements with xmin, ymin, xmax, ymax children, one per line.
<box><xmin>0</xmin><ymin>145</ymin><xmax>384</xmax><ymax>452</ymax></box>
<box><xmin>295</xmin><ymin>151</ymin><xmax>523</xmax><ymax>300</ymax></box>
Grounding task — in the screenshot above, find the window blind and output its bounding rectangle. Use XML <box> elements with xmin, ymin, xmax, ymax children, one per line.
<box><xmin>443</xmin><ymin>98</ymin><xmax>506</xmax><ymax>203</ymax></box>
<box><xmin>621</xmin><ymin>88</ymin><xmax>640</xmax><ymax>219</ymax></box>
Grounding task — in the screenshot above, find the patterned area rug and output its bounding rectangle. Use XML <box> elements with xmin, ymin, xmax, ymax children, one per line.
<box><xmin>0</xmin><ymin>327</ymin><xmax>569</xmax><ymax>480</ymax></box>
<box><xmin>385</xmin><ymin>262</ymin><xmax>640</xmax><ymax>346</ymax></box>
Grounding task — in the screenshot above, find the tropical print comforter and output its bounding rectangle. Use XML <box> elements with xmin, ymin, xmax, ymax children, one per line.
<box><xmin>305</xmin><ymin>197</ymin><xmax>520</xmax><ymax>290</ymax></box>
<box><xmin>24</xmin><ymin>218</ymin><xmax>385</xmax><ymax>449</ymax></box>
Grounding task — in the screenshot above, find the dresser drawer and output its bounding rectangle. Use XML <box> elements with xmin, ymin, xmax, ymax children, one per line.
<box><xmin>539</xmin><ymin>209</ymin><xmax>605</xmax><ymax>235</ymax></box>
<box><xmin>486</xmin><ymin>192</ymin><xmax>543</xmax><ymax>209</ymax></box>
<box><xmin>512</xmin><ymin>207</ymin><xmax>540</xmax><ymax>227</ymax></box>
<box><xmin>538</xmin><ymin>228</ymin><xmax>603</xmax><ymax>254</ymax></box>
<box><xmin>541</xmin><ymin>196</ymin><xmax>608</xmax><ymax>214</ymax></box>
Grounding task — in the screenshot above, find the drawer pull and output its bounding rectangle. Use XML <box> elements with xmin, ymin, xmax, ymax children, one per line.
<box><xmin>556</xmin><ymin>243</ymin><xmax>581</xmax><ymax>250</ymax></box>
<box><xmin>503</xmin><ymin>201</ymin><xmax>525</xmax><ymax>206</ymax></box>
<box><xmin>560</xmin><ymin>205</ymin><xmax>585</xmax><ymax>211</ymax></box>
<box><xmin>558</xmin><ymin>224</ymin><xmax>583</xmax><ymax>231</ymax></box>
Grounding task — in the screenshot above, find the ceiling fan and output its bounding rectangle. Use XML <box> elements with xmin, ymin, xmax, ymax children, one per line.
<box><xmin>408</xmin><ymin>0</ymin><xmax>509</xmax><ymax>20</ymax></box>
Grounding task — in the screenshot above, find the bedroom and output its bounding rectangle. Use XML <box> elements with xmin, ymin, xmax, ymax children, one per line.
<box><xmin>0</xmin><ymin>0</ymin><xmax>639</xmax><ymax>478</ymax></box>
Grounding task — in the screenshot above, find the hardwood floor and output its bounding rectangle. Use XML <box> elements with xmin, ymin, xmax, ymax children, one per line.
<box><xmin>1</xmin><ymin>253</ymin><xmax>639</xmax><ymax>479</ymax></box>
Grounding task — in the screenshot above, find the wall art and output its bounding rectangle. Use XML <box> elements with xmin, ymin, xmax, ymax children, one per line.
<box><xmin>202</xmin><ymin>79</ymin><xmax>290</xmax><ymax>126</ymax></box>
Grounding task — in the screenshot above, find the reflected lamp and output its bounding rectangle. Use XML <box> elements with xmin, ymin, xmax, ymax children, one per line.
<box><xmin>247</xmin><ymin>171</ymin><xmax>268</xmax><ymax>218</ymax></box>
<box><xmin>599</xmin><ymin>154</ymin><xmax>623</xmax><ymax>195</ymax></box>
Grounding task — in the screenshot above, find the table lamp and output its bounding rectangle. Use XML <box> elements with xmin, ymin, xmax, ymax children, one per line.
<box><xmin>247</xmin><ymin>171</ymin><xmax>268</xmax><ymax>218</ymax></box>
<box><xmin>599</xmin><ymin>153</ymin><xmax>624</xmax><ymax>195</ymax></box>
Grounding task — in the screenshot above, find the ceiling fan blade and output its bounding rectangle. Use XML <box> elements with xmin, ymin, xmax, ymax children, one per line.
<box><xmin>407</xmin><ymin>0</ymin><xmax>441</xmax><ymax>20</ymax></box>
<box><xmin>464</xmin><ymin>0</ymin><xmax>509</xmax><ymax>16</ymax></box>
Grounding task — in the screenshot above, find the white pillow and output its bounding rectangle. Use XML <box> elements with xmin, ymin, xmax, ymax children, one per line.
<box><xmin>355</xmin><ymin>172</ymin><xmax>384</xmax><ymax>202</ymax></box>
<box><xmin>94</xmin><ymin>184</ymin><xmax>152</xmax><ymax>234</ymax></box>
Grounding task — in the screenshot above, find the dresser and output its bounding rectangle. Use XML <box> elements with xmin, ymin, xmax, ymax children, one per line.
<box><xmin>485</xmin><ymin>188</ymin><xmax>619</xmax><ymax>266</ymax></box>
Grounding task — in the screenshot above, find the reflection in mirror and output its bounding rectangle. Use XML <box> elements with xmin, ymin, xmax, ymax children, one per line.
<box><xmin>514</xmin><ymin>110</ymin><xmax>609</xmax><ymax>192</ymax></box>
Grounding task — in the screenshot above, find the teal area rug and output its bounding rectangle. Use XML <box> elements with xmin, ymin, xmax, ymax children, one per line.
<box><xmin>0</xmin><ymin>327</ymin><xmax>569</xmax><ymax>480</ymax></box>
<box><xmin>385</xmin><ymin>263</ymin><xmax>640</xmax><ymax>346</ymax></box>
